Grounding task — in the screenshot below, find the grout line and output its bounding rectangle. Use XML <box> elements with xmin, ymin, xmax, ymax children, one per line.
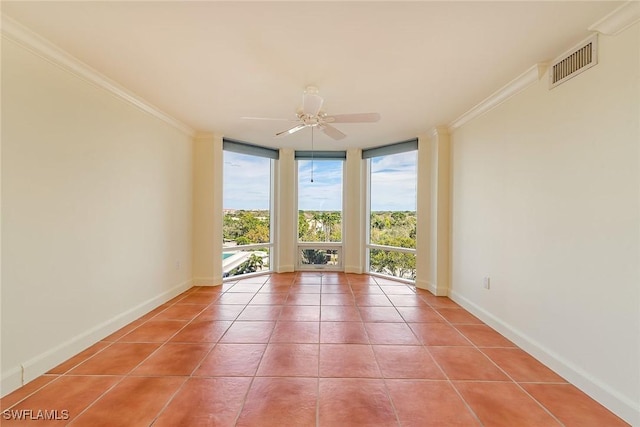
<box><xmin>428</xmin><ymin>293</ymin><xmax>566</xmax><ymax>427</ymax></box>
<box><xmin>52</xmin><ymin>341</ymin><xmax>116</xmax><ymax>376</ymax></box>
<box><xmin>316</xmin><ymin>374</ymin><xmax>321</xmax><ymax>427</ymax></box>
<box><xmin>421</xmin><ymin>344</ymin><xmax>485</xmax><ymax>426</ymax></box>
<box><xmin>148</xmin><ymin>376</ymin><xmax>190</xmax><ymax>426</ymax></box>
<box><xmin>473</xmin><ymin>346</ymin><xmax>568</xmax><ymax>426</ymax></box>
<box><xmin>396</xmin><ymin>282</ymin><xmax>485</xmax><ymax>425</ymax></box>
<box><xmin>368</xmin><ymin>342</ymin><xmax>402</xmax><ymax>426</ymax></box>
<box><xmin>63</xmin><ymin>374</ymin><xmax>129</xmax><ymax>423</ymax></box>
<box><xmin>0</xmin><ymin>375</ymin><xmax>64</xmax><ymax>411</ymax></box>
<box><xmin>5</xmin><ymin>273</ymin><xmax>595</xmax><ymax>426</ymax></box>
<box><xmin>316</xmin><ymin>277</ymin><xmax>322</xmax><ymax>427</ymax></box>
<box><xmin>232</xmin><ymin>279</ymin><xmax>294</xmax><ymax>426</ymax></box>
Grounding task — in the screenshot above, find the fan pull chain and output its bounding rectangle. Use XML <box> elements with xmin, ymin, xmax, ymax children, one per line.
<box><xmin>311</xmin><ymin>126</ymin><xmax>314</xmax><ymax>183</ymax></box>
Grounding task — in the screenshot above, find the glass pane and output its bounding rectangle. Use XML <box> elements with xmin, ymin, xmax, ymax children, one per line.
<box><xmin>369</xmin><ymin>151</ymin><xmax>417</xmax><ymax>249</ymax></box>
<box><xmin>369</xmin><ymin>248</ymin><xmax>416</xmax><ymax>280</ymax></box>
<box><xmin>298</xmin><ymin>160</ymin><xmax>343</xmax><ymax>242</ymax></box>
<box><xmin>223</xmin><ymin>248</ymin><xmax>270</xmax><ymax>278</ymax></box>
<box><xmin>299</xmin><ymin>248</ymin><xmax>340</xmax><ymax>266</ymax></box>
<box><xmin>223</xmin><ymin>151</ymin><xmax>271</xmax><ymax>247</ymax></box>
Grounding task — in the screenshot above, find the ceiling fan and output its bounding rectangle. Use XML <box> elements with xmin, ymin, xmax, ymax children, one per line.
<box><xmin>242</xmin><ymin>86</ymin><xmax>380</xmax><ymax>140</ymax></box>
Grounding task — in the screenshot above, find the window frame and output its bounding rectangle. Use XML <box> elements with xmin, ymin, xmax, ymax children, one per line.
<box><xmin>364</xmin><ymin>140</ymin><xmax>418</xmax><ymax>283</ymax></box>
<box><xmin>295</xmin><ymin>152</ymin><xmax>346</xmax><ymax>272</ymax></box>
<box><xmin>222</xmin><ymin>139</ymin><xmax>277</xmax><ymax>280</ymax></box>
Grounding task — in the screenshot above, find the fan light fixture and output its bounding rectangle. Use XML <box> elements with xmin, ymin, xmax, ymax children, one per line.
<box><xmin>242</xmin><ymin>86</ymin><xmax>381</xmax><ymax>140</ymax></box>
<box><xmin>301</xmin><ymin>86</ymin><xmax>323</xmax><ymax>118</ymax></box>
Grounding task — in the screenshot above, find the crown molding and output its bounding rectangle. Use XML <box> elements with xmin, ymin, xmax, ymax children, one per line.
<box><xmin>589</xmin><ymin>1</ymin><xmax>640</xmax><ymax>35</ymax></box>
<box><xmin>449</xmin><ymin>63</ymin><xmax>546</xmax><ymax>130</ymax></box>
<box><xmin>419</xmin><ymin>127</ymin><xmax>449</xmax><ymax>140</ymax></box>
<box><xmin>448</xmin><ymin>2</ymin><xmax>639</xmax><ymax>132</ymax></box>
<box><xmin>1</xmin><ymin>15</ymin><xmax>196</xmax><ymax>137</ymax></box>
<box><xmin>431</xmin><ymin>126</ymin><xmax>450</xmax><ymax>138</ymax></box>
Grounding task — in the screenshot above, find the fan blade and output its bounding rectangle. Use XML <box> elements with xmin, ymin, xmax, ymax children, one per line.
<box><xmin>324</xmin><ymin>113</ymin><xmax>381</xmax><ymax>123</ymax></box>
<box><xmin>241</xmin><ymin>116</ymin><xmax>296</xmax><ymax>121</ymax></box>
<box><xmin>276</xmin><ymin>124</ymin><xmax>306</xmax><ymax>137</ymax></box>
<box><xmin>302</xmin><ymin>86</ymin><xmax>323</xmax><ymax>116</ymax></box>
<box><xmin>320</xmin><ymin>124</ymin><xmax>346</xmax><ymax>140</ymax></box>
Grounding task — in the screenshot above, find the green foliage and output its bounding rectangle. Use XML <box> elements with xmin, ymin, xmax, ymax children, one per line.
<box><xmin>235</xmin><ymin>236</ymin><xmax>250</xmax><ymax>246</ymax></box>
<box><xmin>298</xmin><ymin>211</ymin><xmax>309</xmax><ymax>239</ymax></box>
<box><xmin>245</xmin><ymin>225</ymin><xmax>269</xmax><ymax>243</ymax></box>
<box><xmin>369</xmin><ymin>247</ymin><xmax>416</xmax><ymax>280</ymax></box>
<box><xmin>224</xmin><ymin>208</ymin><xmax>417</xmax><ymax>280</ymax></box>
<box><xmin>370</xmin><ymin>211</ymin><xmax>416</xmax><ymax>246</ymax></box>
<box><xmin>228</xmin><ymin>253</ymin><xmax>264</xmax><ymax>276</ymax></box>
<box><xmin>369</xmin><ymin>211</ymin><xmax>417</xmax><ymax>280</ymax></box>
<box><xmin>298</xmin><ymin>211</ymin><xmax>342</xmax><ymax>242</ymax></box>
<box><xmin>223</xmin><ymin>210</ymin><xmax>270</xmax><ymax>245</ymax></box>
<box><xmin>301</xmin><ymin>249</ymin><xmax>328</xmax><ymax>265</ymax></box>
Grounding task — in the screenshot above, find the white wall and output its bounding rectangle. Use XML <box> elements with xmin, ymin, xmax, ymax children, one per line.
<box><xmin>275</xmin><ymin>149</ymin><xmax>296</xmax><ymax>272</ymax></box>
<box><xmin>450</xmin><ymin>25</ymin><xmax>639</xmax><ymax>424</ymax></box>
<box><xmin>1</xmin><ymin>38</ymin><xmax>194</xmax><ymax>394</ymax></box>
<box><xmin>192</xmin><ymin>134</ymin><xmax>222</xmax><ymax>284</ymax></box>
<box><xmin>344</xmin><ymin>149</ymin><xmax>364</xmax><ymax>274</ymax></box>
<box><xmin>416</xmin><ymin>130</ymin><xmax>451</xmax><ymax>295</ymax></box>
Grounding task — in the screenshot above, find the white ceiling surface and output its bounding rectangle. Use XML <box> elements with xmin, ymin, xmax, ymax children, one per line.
<box><xmin>2</xmin><ymin>1</ymin><xmax>621</xmax><ymax>150</ymax></box>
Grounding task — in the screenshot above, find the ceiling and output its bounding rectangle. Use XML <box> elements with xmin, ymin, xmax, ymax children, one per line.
<box><xmin>1</xmin><ymin>1</ymin><xmax>621</xmax><ymax>150</ymax></box>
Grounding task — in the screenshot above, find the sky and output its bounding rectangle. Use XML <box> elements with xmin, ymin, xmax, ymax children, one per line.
<box><xmin>370</xmin><ymin>151</ymin><xmax>417</xmax><ymax>211</ymax></box>
<box><xmin>298</xmin><ymin>159</ymin><xmax>343</xmax><ymax>211</ymax></box>
<box><xmin>223</xmin><ymin>151</ymin><xmax>271</xmax><ymax>210</ymax></box>
<box><xmin>223</xmin><ymin>150</ymin><xmax>417</xmax><ymax>211</ymax></box>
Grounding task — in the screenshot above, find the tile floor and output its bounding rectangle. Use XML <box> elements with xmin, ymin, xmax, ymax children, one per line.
<box><xmin>1</xmin><ymin>272</ymin><xmax>629</xmax><ymax>426</ymax></box>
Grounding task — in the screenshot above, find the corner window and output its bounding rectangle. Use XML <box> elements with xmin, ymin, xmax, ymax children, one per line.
<box><xmin>364</xmin><ymin>140</ymin><xmax>417</xmax><ymax>281</ymax></box>
<box><xmin>296</xmin><ymin>151</ymin><xmax>345</xmax><ymax>270</ymax></box>
<box><xmin>222</xmin><ymin>139</ymin><xmax>277</xmax><ymax>278</ymax></box>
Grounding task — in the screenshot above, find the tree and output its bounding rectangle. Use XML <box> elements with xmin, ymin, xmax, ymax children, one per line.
<box><xmin>239</xmin><ymin>211</ymin><xmax>259</xmax><ymax>236</ymax></box>
<box><xmin>229</xmin><ymin>253</ymin><xmax>264</xmax><ymax>276</ymax></box>
<box><xmin>236</xmin><ymin>236</ymin><xmax>250</xmax><ymax>246</ymax></box>
<box><xmin>299</xmin><ymin>211</ymin><xmax>310</xmax><ymax>239</ymax></box>
<box><xmin>369</xmin><ymin>235</ymin><xmax>416</xmax><ymax>279</ymax></box>
<box><xmin>224</xmin><ymin>210</ymin><xmax>270</xmax><ymax>246</ymax></box>
<box><xmin>301</xmin><ymin>211</ymin><xmax>342</xmax><ymax>242</ymax></box>
<box><xmin>319</xmin><ymin>212</ymin><xmax>341</xmax><ymax>242</ymax></box>
<box><xmin>391</xmin><ymin>211</ymin><xmax>407</xmax><ymax>223</ymax></box>
<box><xmin>301</xmin><ymin>249</ymin><xmax>328</xmax><ymax>265</ymax></box>
<box><xmin>245</xmin><ymin>223</ymin><xmax>269</xmax><ymax>243</ymax></box>
<box><xmin>371</xmin><ymin>214</ymin><xmax>386</xmax><ymax>230</ymax></box>
<box><xmin>223</xmin><ymin>214</ymin><xmax>241</xmax><ymax>241</ymax></box>
<box><xmin>370</xmin><ymin>211</ymin><xmax>416</xmax><ymax>244</ymax></box>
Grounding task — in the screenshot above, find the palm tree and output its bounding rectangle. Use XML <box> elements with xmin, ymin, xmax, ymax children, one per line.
<box><xmin>319</xmin><ymin>212</ymin><xmax>341</xmax><ymax>242</ymax></box>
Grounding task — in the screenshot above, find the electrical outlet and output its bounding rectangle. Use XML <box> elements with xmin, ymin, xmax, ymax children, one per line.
<box><xmin>483</xmin><ymin>277</ymin><xmax>490</xmax><ymax>289</ymax></box>
<box><xmin>175</xmin><ymin>261</ymin><xmax>181</xmax><ymax>270</ymax></box>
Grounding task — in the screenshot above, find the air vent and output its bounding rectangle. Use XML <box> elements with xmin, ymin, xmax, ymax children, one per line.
<box><xmin>550</xmin><ymin>35</ymin><xmax>598</xmax><ymax>89</ymax></box>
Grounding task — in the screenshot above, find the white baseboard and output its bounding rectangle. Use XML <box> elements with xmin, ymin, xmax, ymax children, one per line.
<box><xmin>192</xmin><ymin>276</ymin><xmax>219</xmax><ymax>286</ymax></box>
<box><xmin>1</xmin><ymin>279</ymin><xmax>193</xmax><ymax>398</ymax></box>
<box><xmin>344</xmin><ymin>265</ymin><xmax>363</xmax><ymax>274</ymax></box>
<box><xmin>415</xmin><ymin>279</ymin><xmax>432</xmax><ymax>292</ymax></box>
<box><xmin>276</xmin><ymin>265</ymin><xmax>295</xmax><ymax>273</ymax></box>
<box><xmin>449</xmin><ymin>289</ymin><xmax>640</xmax><ymax>426</ymax></box>
<box><xmin>433</xmin><ymin>282</ymin><xmax>449</xmax><ymax>296</ymax></box>
<box><xmin>1</xmin><ymin>366</ymin><xmax>23</xmax><ymax>398</ymax></box>
<box><xmin>416</xmin><ymin>279</ymin><xmax>448</xmax><ymax>296</ymax></box>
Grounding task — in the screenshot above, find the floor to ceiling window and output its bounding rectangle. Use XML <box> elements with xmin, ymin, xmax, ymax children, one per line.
<box><xmin>296</xmin><ymin>151</ymin><xmax>345</xmax><ymax>270</ymax></box>
<box><xmin>364</xmin><ymin>140</ymin><xmax>418</xmax><ymax>281</ymax></box>
<box><xmin>222</xmin><ymin>139</ymin><xmax>278</xmax><ymax>278</ymax></box>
